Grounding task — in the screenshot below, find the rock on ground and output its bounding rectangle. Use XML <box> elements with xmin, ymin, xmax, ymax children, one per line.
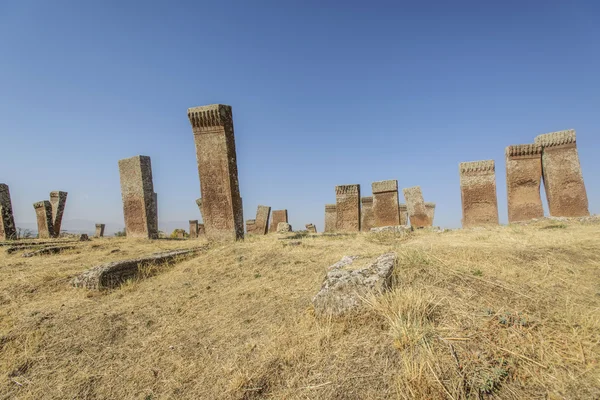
<box><xmin>370</xmin><ymin>225</ymin><xmax>412</xmax><ymax>233</ymax></box>
<box><xmin>277</xmin><ymin>222</ymin><xmax>292</xmax><ymax>233</ymax></box>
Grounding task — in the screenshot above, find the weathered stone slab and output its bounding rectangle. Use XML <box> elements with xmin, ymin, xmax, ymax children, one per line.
<box><xmin>189</xmin><ymin>220</ymin><xmax>199</xmax><ymax>239</ymax></box>
<box><xmin>0</xmin><ymin>184</ymin><xmax>16</xmax><ymax>241</ymax></box>
<box><xmin>151</xmin><ymin>192</ymin><xmax>159</xmax><ymax>236</ymax></box>
<box><xmin>22</xmin><ymin>245</ymin><xmax>76</xmax><ymax>258</ymax></box>
<box><xmin>305</xmin><ymin>223</ymin><xmax>317</xmax><ymax>233</ymax></box>
<box><xmin>425</xmin><ymin>202</ymin><xmax>436</xmax><ymax>226</ymax></box>
<box><xmin>95</xmin><ymin>224</ymin><xmax>105</xmax><ymax>238</ymax></box>
<box><xmin>372</xmin><ymin>180</ymin><xmax>400</xmax><ymax>227</ymax></box>
<box><xmin>324</xmin><ymin>204</ymin><xmax>336</xmax><ymax>233</ymax></box>
<box><xmin>71</xmin><ymin>249</ymin><xmax>199</xmax><ymax>290</ymax></box>
<box><xmin>198</xmin><ymin>223</ymin><xmax>205</xmax><ymax>236</ymax></box>
<box><xmin>402</xmin><ymin>186</ymin><xmax>431</xmax><ymax>228</ymax></box>
<box><xmin>335</xmin><ymin>184</ymin><xmax>360</xmax><ymax>232</ymax></box>
<box><xmin>398</xmin><ymin>204</ymin><xmax>408</xmax><ymax>226</ymax></box>
<box><xmin>505</xmin><ymin>144</ymin><xmax>544</xmax><ymax>223</ymax></box>
<box><xmin>277</xmin><ymin>222</ymin><xmax>292</xmax><ymax>233</ymax></box>
<box><xmin>33</xmin><ymin>201</ymin><xmax>54</xmax><ymax>239</ymax></box>
<box><xmin>535</xmin><ymin>129</ymin><xmax>589</xmax><ymax>217</ymax></box>
<box><xmin>245</xmin><ymin>219</ymin><xmax>256</xmax><ymax>234</ymax></box>
<box><xmin>172</xmin><ymin>229</ymin><xmax>186</xmax><ymax>239</ymax></box>
<box><xmin>459</xmin><ymin>160</ymin><xmax>499</xmax><ymax>228</ymax></box>
<box><xmin>79</xmin><ymin>234</ymin><xmax>90</xmax><ymax>241</ymax></box>
<box><xmin>188</xmin><ymin>104</ymin><xmax>244</xmax><ymax>241</ymax></box>
<box><xmin>49</xmin><ymin>191</ymin><xmax>67</xmax><ymax>238</ymax></box>
<box><xmin>269</xmin><ymin>210</ymin><xmax>288</xmax><ymax>233</ymax></box>
<box><xmin>254</xmin><ymin>205</ymin><xmax>271</xmax><ymax>235</ymax></box>
<box><xmin>370</xmin><ymin>226</ymin><xmax>412</xmax><ymax>234</ymax></box>
<box><xmin>118</xmin><ymin>155</ymin><xmax>158</xmax><ymax>239</ymax></box>
<box><xmin>360</xmin><ymin>196</ymin><xmax>374</xmax><ymax>232</ymax></box>
<box><xmin>312</xmin><ymin>253</ymin><xmax>396</xmax><ymax>317</ymax></box>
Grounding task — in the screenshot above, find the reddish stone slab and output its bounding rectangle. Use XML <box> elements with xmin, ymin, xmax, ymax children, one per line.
<box><xmin>505</xmin><ymin>144</ymin><xmax>544</xmax><ymax>223</ymax></box>
<box><xmin>324</xmin><ymin>204</ymin><xmax>336</xmax><ymax>233</ymax></box>
<box><xmin>402</xmin><ymin>186</ymin><xmax>431</xmax><ymax>228</ymax></box>
<box><xmin>459</xmin><ymin>160</ymin><xmax>499</xmax><ymax>228</ymax></box>
<box><xmin>49</xmin><ymin>191</ymin><xmax>67</xmax><ymax>238</ymax></box>
<box><xmin>269</xmin><ymin>210</ymin><xmax>288</xmax><ymax>233</ymax></box>
<box><xmin>33</xmin><ymin>201</ymin><xmax>54</xmax><ymax>239</ymax></box>
<box><xmin>336</xmin><ymin>185</ymin><xmax>360</xmax><ymax>232</ymax></box>
<box><xmin>360</xmin><ymin>196</ymin><xmax>374</xmax><ymax>232</ymax></box>
<box><xmin>372</xmin><ymin>180</ymin><xmax>400</xmax><ymax>227</ymax></box>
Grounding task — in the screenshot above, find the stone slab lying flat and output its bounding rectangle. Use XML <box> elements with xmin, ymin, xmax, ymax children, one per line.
<box><xmin>22</xmin><ymin>246</ymin><xmax>76</xmax><ymax>258</ymax></box>
<box><xmin>71</xmin><ymin>249</ymin><xmax>201</xmax><ymax>290</ymax></box>
<box><xmin>370</xmin><ymin>225</ymin><xmax>413</xmax><ymax>234</ymax></box>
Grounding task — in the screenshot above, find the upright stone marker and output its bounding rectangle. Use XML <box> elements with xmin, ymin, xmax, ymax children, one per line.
<box><xmin>372</xmin><ymin>180</ymin><xmax>400</xmax><ymax>227</ymax></box>
<box><xmin>189</xmin><ymin>220</ymin><xmax>199</xmax><ymax>239</ymax></box>
<box><xmin>534</xmin><ymin>129</ymin><xmax>589</xmax><ymax>217</ymax></box>
<box><xmin>118</xmin><ymin>155</ymin><xmax>158</xmax><ymax>239</ymax></box>
<box><xmin>49</xmin><ymin>191</ymin><xmax>67</xmax><ymax>238</ymax></box>
<box><xmin>254</xmin><ymin>205</ymin><xmax>271</xmax><ymax>235</ymax></box>
<box><xmin>246</xmin><ymin>219</ymin><xmax>256</xmax><ymax>234</ymax></box>
<box><xmin>33</xmin><ymin>201</ymin><xmax>54</xmax><ymax>239</ymax></box>
<box><xmin>425</xmin><ymin>202</ymin><xmax>436</xmax><ymax>226</ymax></box>
<box><xmin>0</xmin><ymin>184</ymin><xmax>16</xmax><ymax>241</ymax></box>
<box><xmin>305</xmin><ymin>223</ymin><xmax>317</xmax><ymax>233</ymax></box>
<box><xmin>188</xmin><ymin>104</ymin><xmax>244</xmax><ymax>241</ymax></box>
<box><xmin>269</xmin><ymin>210</ymin><xmax>288</xmax><ymax>233</ymax></box>
<box><xmin>505</xmin><ymin>144</ymin><xmax>544</xmax><ymax>223</ymax></box>
<box><xmin>459</xmin><ymin>160</ymin><xmax>499</xmax><ymax>228</ymax></box>
<box><xmin>360</xmin><ymin>197</ymin><xmax>374</xmax><ymax>232</ymax></box>
<box><xmin>398</xmin><ymin>204</ymin><xmax>408</xmax><ymax>226</ymax></box>
<box><xmin>198</xmin><ymin>223</ymin><xmax>205</xmax><ymax>236</ymax></box>
<box><xmin>324</xmin><ymin>204</ymin><xmax>336</xmax><ymax>233</ymax></box>
<box><xmin>402</xmin><ymin>187</ymin><xmax>431</xmax><ymax>228</ymax></box>
<box><xmin>335</xmin><ymin>184</ymin><xmax>360</xmax><ymax>232</ymax></box>
<box><xmin>95</xmin><ymin>224</ymin><xmax>105</xmax><ymax>238</ymax></box>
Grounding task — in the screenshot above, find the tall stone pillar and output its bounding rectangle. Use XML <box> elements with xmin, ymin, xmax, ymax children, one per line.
<box><xmin>425</xmin><ymin>202</ymin><xmax>436</xmax><ymax>226</ymax></box>
<box><xmin>95</xmin><ymin>224</ymin><xmax>105</xmax><ymax>238</ymax></box>
<box><xmin>0</xmin><ymin>184</ymin><xmax>16</xmax><ymax>241</ymax></box>
<box><xmin>505</xmin><ymin>144</ymin><xmax>544</xmax><ymax>223</ymax></box>
<box><xmin>49</xmin><ymin>191</ymin><xmax>67</xmax><ymax>238</ymax></box>
<box><xmin>33</xmin><ymin>201</ymin><xmax>54</xmax><ymax>239</ymax></box>
<box><xmin>254</xmin><ymin>205</ymin><xmax>271</xmax><ymax>235</ymax></box>
<box><xmin>534</xmin><ymin>129</ymin><xmax>589</xmax><ymax>217</ymax></box>
<box><xmin>269</xmin><ymin>210</ymin><xmax>288</xmax><ymax>233</ymax></box>
<box><xmin>335</xmin><ymin>184</ymin><xmax>360</xmax><ymax>232</ymax></box>
<box><xmin>324</xmin><ymin>204</ymin><xmax>336</xmax><ymax>233</ymax></box>
<box><xmin>188</xmin><ymin>104</ymin><xmax>244</xmax><ymax>241</ymax></box>
<box><xmin>360</xmin><ymin>197</ymin><xmax>374</xmax><ymax>232</ymax></box>
<box><xmin>189</xmin><ymin>220</ymin><xmax>199</xmax><ymax>239</ymax></box>
<box><xmin>402</xmin><ymin>186</ymin><xmax>431</xmax><ymax>228</ymax></box>
<box><xmin>372</xmin><ymin>180</ymin><xmax>400</xmax><ymax>227</ymax></box>
<box><xmin>459</xmin><ymin>160</ymin><xmax>499</xmax><ymax>228</ymax></box>
<box><xmin>118</xmin><ymin>155</ymin><xmax>158</xmax><ymax>239</ymax></box>
<box><xmin>399</xmin><ymin>204</ymin><xmax>408</xmax><ymax>226</ymax></box>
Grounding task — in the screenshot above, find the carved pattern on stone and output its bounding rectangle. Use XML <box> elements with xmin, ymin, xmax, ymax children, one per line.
<box><xmin>459</xmin><ymin>160</ymin><xmax>499</xmax><ymax>227</ymax></box>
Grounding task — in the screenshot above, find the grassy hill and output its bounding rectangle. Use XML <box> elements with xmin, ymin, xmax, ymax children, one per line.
<box><xmin>1</xmin><ymin>220</ymin><xmax>599</xmax><ymax>399</ymax></box>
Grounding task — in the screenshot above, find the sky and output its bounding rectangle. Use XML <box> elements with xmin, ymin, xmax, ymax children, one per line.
<box><xmin>1</xmin><ymin>0</ymin><xmax>599</xmax><ymax>232</ymax></box>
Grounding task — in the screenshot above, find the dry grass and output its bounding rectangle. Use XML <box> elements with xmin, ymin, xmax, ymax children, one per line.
<box><xmin>1</xmin><ymin>220</ymin><xmax>599</xmax><ymax>399</ymax></box>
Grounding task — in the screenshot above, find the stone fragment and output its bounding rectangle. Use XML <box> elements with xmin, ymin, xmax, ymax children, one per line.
<box><xmin>79</xmin><ymin>234</ymin><xmax>90</xmax><ymax>241</ymax></box>
<box><xmin>269</xmin><ymin>210</ymin><xmax>288</xmax><ymax>233</ymax></box>
<box><xmin>402</xmin><ymin>186</ymin><xmax>431</xmax><ymax>228</ymax></box>
<box><xmin>71</xmin><ymin>249</ymin><xmax>199</xmax><ymax>290</ymax></box>
<box><xmin>118</xmin><ymin>155</ymin><xmax>158</xmax><ymax>239</ymax></box>
<box><xmin>370</xmin><ymin>225</ymin><xmax>412</xmax><ymax>234</ymax></box>
<box><xmin>534</xmin><ymin>129</ymin><xmax>589</xmax><ymax>217</ymax></box>
<box><xmin>22</xmin><ymin>245</ymin><xmax>75</xmax><ymax>258</ymax></box>
<box><xmin>254</xmin><ymin>205</ymin><xmax>271</xmax><ymax>235</ymax></box>
<box><xmin>277</xmin><ymin>222</ymin><xmax>292</xmax><ymax>233</ymax></box>
<box><xmin>49</xmin><ymin>191</ymin><xmax>67</xmax><ymax>238</ymax></box>
<box><xmin>0</xmin><ymin>184</ymin><xmax>16</xmax><ymax>241</ymax></box>
<box><xmin>151</xmin><ymin>192</ymin><xmax>159</xmax><ymax>235</ymax></box>
<box><xmin>305</xmin><ymin>223</ymin><xmax>317</xmax><ymax>233</ymax></box>
<box><xmin>324</xmin><ymin>204</ymin><xmax>336</xmax><ymax>233</ymax></box>
<box><xmin>189</xmin><ymin>220</ymin><xmax>199</xmax><ymax>239</ymax></box>
<box><xmin>188</xmin><ymin>104</ymin><xmax>244</xmax><ymax>241</ymax></box>
<box><xmin>312</xmin><ymin>253</ymin><xmax>396</xmax><ymax>317</ymax></box>
<box><xmin>95</xmin><ymin>224</ymin><xmax>105</xmax><ymax>238</ymax></box>
<box><xmin>372</xmin><ymin>180</ymin><xmax>400</xmax><ymax>227</ymax></box>
<box><xmin>245</xmin><ymin>219</ymin><xmax>256</xmax><ymax>234</ymax></box>
<box><xmin>398</xmin><ymin>204</ymin><xmax>408</xmax><ymax>226</ymax></box>
<box><xmin>335</xmin><ymin>184</ymin><xmax>360</xmax><ymax>232</ymax></box>
<box><xmin>459</xmin><ymin>160</ymin><xmax>499</xmax><ymax>228</ymax></box>
<box><xmin>33</xmin><ymin>201</ymin><xmax>54</xmax><ymax>239</ymax></box>
<box><xmin>198</xmin><ymin>224</ymin><xmax>205</xmax><ymax>236</ymax></box>
<box><xmin>425</xmin><ymin>202</ymin><xmax>436</xmax><ymax>226</ymax></box>
<box><xmin>173</xmin><ymin>229</ymin><xmax>186</xmax><ymax>239</ymax></box>
<box><xmin>360</xmin><ymin>196</ymin><xmax>374</xmax><ymax>232</ymax></box>
<box><xmin>505</xmin><ymin>144</ymin><xmax>544</xmax><ymax>223</ymax></box>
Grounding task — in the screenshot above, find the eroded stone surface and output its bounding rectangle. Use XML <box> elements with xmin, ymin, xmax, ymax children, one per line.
<box><xmin>0</xmin><ymin>184</ymin><xmax>16</xmax><ymax>241</ymax></box>
<box><xmin>360</xmin><ymin>196</ymin><xmax>374</xmax><ymax>232</ymax></box>
<box><xmin>312</xmin><ymin>253</ymin><xmax>396</xmax><ymax>317</ymax></box>
<box><xmin>505</xmin><ymin>144</ymin><xmax>544</xmax><ymax>223</ymax></box>
<box><xmin>425</xmin><ymin>202</ymin><xmax>436</xmax><ymax>226</ymax></box>
<box><xmin>402</xmin><ymin>186</ymin><xmax>431</xmax><ymax>228</ymax></box>
<box><xmin>305</xmin><ymin>223</ymin><xmax>317</xmax><ymax>233</ymax></box>
<box><xmin>324</xmin><ymin>204</ymin><xmax>336</xmax><ymax>233</ymax></box>
<box><xmin>188</xmin><ymin>104</ymin><xmax>244</xmax><ymax>241</ymax></box>
<box><xmin>372</xmin><ymin>180</ymin><xmax>400</xmax><ymax>227</ymax></box>
<box><xmin>399</xmin><ymin>204</ymin><xmax>408</xmax><ymax>226</ymax></box>
<box><xmin>198</xmin><ymin>223</ymin><xmax>205</xmax><ymax>236</ymax></box>
<box><xmin>370</xmin><ymin>225</ymin><xmax>412</xmax><ymax>234</ymax></box>
<box><xmin>254</xmin><ymin>205</ymin><xmax>271</xmax><ymax>235</ymax></box>
<box><xmin>49</xmin><ymin>191</ymin><xmax>67</xmax><ymax>238</ymax></box>
<box><xmin>270</xmin><ymin>210</ymin><xmax>288</xmax><ymax>233</ymax></box>
<box><xmin>22</xmin><ymin>245</ymin><xmax>75</xmax><ymax>258</ymax></box>
<box><xmin>535</xmin><ymin>130</ymin><xmax>589</xmax><ymax>217</ymax></box>
<box><xmin>95</xmin><ymin>224</ymin><xmax>105</xmax><ymax>238</ymax></box>
<box><xmin>336</xmin><ymin>184</ymin><xmax>360</xmax><ymax>232</ymax></box>
<box><xmin>33</xmin><ymin>201</ymin><xmax>54</xmax><ymax>239</ymax></box>
<box><xmin>277</xmin><ymin>222</ymin><xmax>292</xmax><ymax>233</ymax></box>
<box><xmin>189</xmin><ymin>220</ymin><xmax>199</xmax><ymax>239</ymax></box>
<box><xmin>246</xmin><ymin>219</ymin><xmax>256</xmax><ymax>234</ymax></box>
<box><xmin>459</xmin><ymin>160</ymin><xmax>499</xmax><ymax>228</ymax></box>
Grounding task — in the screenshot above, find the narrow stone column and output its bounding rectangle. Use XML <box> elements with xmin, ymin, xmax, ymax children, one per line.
<box><xmin>372</xmin><ymin>180</ymin><xmax>400</xmax><ymax>227</ymax></box>
<box><xmin>335</xmin><ymin>184</ymin><xmax>360</xmax><ymax>232</ymax></box>
<box><xmin>324</xmin><ymin>204</ymin><xmax>336</xmax><ymax>233</ymax></box>
<box><xmin>402</xmin><ymin>186</ymin><xmax>431</xmax><ymax>228</ymax></box>
<box><xmin>33</xmin><ymin>201</ymin><xmax>54</xmax><ymax>239</ymax></box>
<box><xmin>535</xmin><ymin>129</ymin><xmax>589</xmax><ymax>217</ymax></box>
<box><xmin>399</xmin><ymin>204</ymin><xmax>408</xmax><ymax>226</ymax></box>
<box><xmin>0</xmin><ymin>184</ymin><xmax>16</xmax><ymax>240</ymax></box>
<box><xmin>360</xmin><ymin>197</ymin><xmax>374</xmax><ymax>232</ymax></box>
<box><xmin>188</xmin><ymin>104</ymin><xmax>244</xmax><ymax>241</ymax></box>
<box><xmin>254</xmin><ymin>205</ymin><xmax>271</xmax><ymax>235</ymax></box>
<box><xmin>189</xmin><ymin>220</ymin><xmax>199</xmax><ymax>238</ymax></box>
<box><xmin>269</xmin><ymin>210</ymin><xmax>288</xmax><ymax>233</ymax></box>
<box><xmin>118</xmin><ymin>155</ymin><xmax>158</xmax><ymax>239</ymax></box>
<box><xmin>49</xmin><ymin>191</ymin><xmax>68</xmax><ymax>238</ymax></box>
<box><xmin>425</xmin><ymin>202</ymin><xmax>436</xmax><ymax>226</ymax></box>
<box><xmin>94</xmin><ymin>224</ymin><xmax>105</xmax><ymax>238</ymax></box>
<box><xmin>459</xmin><ymin>160</ymin><xmax>499</xmax><ymax>228</ymax></box>
<box><xmin>505</xmin><ymin>144</ymin><xmax>544</xmax><ymax>223</ymax></box>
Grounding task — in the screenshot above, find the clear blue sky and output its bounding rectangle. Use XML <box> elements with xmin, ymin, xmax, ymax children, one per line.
<box><xmin>1</xmin><ymin>0</ymin><xmax>599</xmax><ymax>231</ymax></box>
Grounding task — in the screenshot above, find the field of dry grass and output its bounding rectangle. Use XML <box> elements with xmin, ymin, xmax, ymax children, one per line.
<box><xmin>1</xmin><ymin>220</ymin><xmax>599</xmax><ymax>399</ymax></box>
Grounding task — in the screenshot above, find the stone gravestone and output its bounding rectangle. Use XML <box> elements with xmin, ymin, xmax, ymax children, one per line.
<box><xmin>277</xmin><ymin>222</ymin><xmax>292</xmax><ymax>233</ymax></box>
<box><xmin>269</xmin><ymin>210</ymin><xmax>288</xmax><ymax>233</ymax></box>
<box><xmin>424</xmin><ymin>202</ymin><xmax>436</xmax><ymax>226</ymax></box>
<box><xmin>246</xmin><ymin>219</ymin><xmax>256</xmax><ymax>234</ymax></box>
<box><xmin>188</xmin><ymin>104</ymin><xmax>244</xmax><ymax>241</ymax></box>
<box><xmin>505</xmin><ymin>144</ymin><xmax>545</xmax><ymax>223</ymax></box>
<box><xmin>534</xmin><ymin>129</ymin><xmax>589</xmax><ymax>217</ymax></box>
<box><xmin>305</xmin><ymin>223</ymin><xmax>317</xmax><ymax>233</ymax></box>
<box><xmin>254</xmin><ymin>205</ymin><xmax>271</xmax><ymax>235</ymax></box>
<box><xmin>335</xmin><ymin>184</ymin><xmax>360</xmax><ymax>232</ymax></box>
<box><xmin>95</xmin><ymin>224</ymin><xmax>105</xmax><ymax>238</ymax></box>
<box><xmin>118</xmin><ymin>155</ymin><xmax>158</xmax><ymax>239</ymax></box>
<box><xmin>360</xmin><ymin>196</ymin><xmax>374</xmax><ymax>232</ymax></box>
<box><xmin>198</xmin><ymin>223</ymin><xmax>205</xmax><ymax>236</ymax></box>
<box><xmin>324</xmin><ymin>204</ymin><xmax>336</xmax><ymax>233</ymax></box>
<box><xmin>0</xmin><ymin>184</ymin><xmax>16</xmax><ymax>241</ymax></box>
<box><xmin>398</xmin><ymin>204</ymin><xmax>408</xmax><ymax>226</ymax></box>
<box><xmin>402</xmin><ymin>186</ymin><xmax>431</xmax><ymax>228</ymax></box>
<box><xmin>33</xmin><ymin>201</ymin><xmax>54</xmax><ymax>239</ymax></box>
<box><xmin>189</xmin><ymin>220</ymin><xmax>199</xmax><ymax>239</ymax></box>
<box><xmin>372</xmin><ymin>180</ymin><xmax>400</xmax><ymax>227</ymax></box>
<box><xmin>49</xmin><ymin>191</ymin><xmax>67</xmax><ymax>238</ymax></box>
<box><xmin>459</xmin><ymin>160</ymin><xmax>499</xmax><ymax>228</ymax></box>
